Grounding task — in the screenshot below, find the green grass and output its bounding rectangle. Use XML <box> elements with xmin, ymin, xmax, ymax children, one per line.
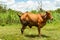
<box><xmin>0</xmin><ymin>23</ymin><xmax>60</xmax><ymax>40</ymax></box>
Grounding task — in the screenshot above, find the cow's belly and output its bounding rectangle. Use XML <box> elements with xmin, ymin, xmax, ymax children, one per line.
<box><xmin>28</xmin><ymin>23</ymin><xmax>37</xmax><ymax>26</ymax></box>
<box><xmin>28</xmin><ymin>22</ymin><xmax>38</xmax><ymax>27</ymax></box>
<box><xmin>27</xmin><ymin>21</ymin><xmax>46</xmax><ymax>28</ymax></box>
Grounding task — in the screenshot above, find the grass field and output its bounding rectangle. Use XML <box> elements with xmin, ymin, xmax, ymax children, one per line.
<box><xmin>0</xmin><ymin>22</ymin><xmax>60</xmax><ymax>40</ymax></box>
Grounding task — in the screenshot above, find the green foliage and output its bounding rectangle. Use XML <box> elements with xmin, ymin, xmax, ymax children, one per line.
<box><xmin>38</xmin><ymin>9</ymin><xmax>45</xmax><ymax>13</ymax></box>
<box><xmin>32</xmin><ymin>10</ymin><xmax>37</xmax><ymax>13</ymax></box>
<box><xmin>0</xmin><ymin>4</ymin><xmax>7</xmax><ymax>13</ymax></box>
<box><xmin>55</xmin><ymin>8</ymin><xmax>60</xmax><ymax>13</ymax></box>
<box><xmin>0</xmin><ymin>5</ymin><xmax>20</xmax><ymax>25</ymax></box>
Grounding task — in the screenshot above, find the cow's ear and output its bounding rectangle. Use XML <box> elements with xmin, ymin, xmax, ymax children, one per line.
<box><xmin>43</xmin><ymin>15</ymin><xmax>47</xmax><ymax>19</ymax></box>
<box><xmin>46</xmin><ymin>11</ymin><xmax>49</xmax><ymax>14</ymax></box>
<box><xmin>46</xmin><ymin>11</ymin><xmax>51</xmax><ymax>15</ymax></box>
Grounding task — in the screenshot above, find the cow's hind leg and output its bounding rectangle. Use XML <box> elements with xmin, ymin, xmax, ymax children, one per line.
<box><xmin>21</xmin><ymin>25</ymin><xmax>26</xmax><ymax>34</ymax></box>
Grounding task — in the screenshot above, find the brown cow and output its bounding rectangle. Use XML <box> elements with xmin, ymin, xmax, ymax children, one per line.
<box><xmin>18</xmin><ymin>11</ymin><xmax>53</xmax><ymax>36</ymax></box>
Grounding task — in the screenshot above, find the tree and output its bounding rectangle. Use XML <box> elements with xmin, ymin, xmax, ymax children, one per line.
<box><xmin>31</xmin><ymin>10</ymin><xmax>38</xmax><ymax>14</ymax></box>
<box><xmin>0</xmin><ymin>2</ymin><xmax>7</xmax><ymax>13</ymax></box>
<box><xmin>37</xmin><ymin>0</ymin><xmax>43</xmax><ymax>12</ymax></box>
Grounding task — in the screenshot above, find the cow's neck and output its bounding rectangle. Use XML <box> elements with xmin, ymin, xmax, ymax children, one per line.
<box><xmin>42</xmin><ymin>15</ymin><xmax>48</xmax><ymax>23</ymax></box>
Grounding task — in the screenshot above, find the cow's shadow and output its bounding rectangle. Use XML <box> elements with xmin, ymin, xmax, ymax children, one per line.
<box><xmin>25</xmin><ymin>34</ymin><xmax>50</xmax><ymax>38</ymax></box>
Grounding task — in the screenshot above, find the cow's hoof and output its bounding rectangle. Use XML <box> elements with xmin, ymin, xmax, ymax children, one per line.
<box><xmin>21</xmin><ymin>29</ymin><xmax>23</xmax><ymax>34</ymax></box>
<box><xmin>29</xmin><ymin>26</ymin><xmax>32</xmax><ymax>28</ymax></box>
<box><xmin>38</xmin><ymin>35</ymin><xmax>41</xmax><ymax>37</ymax></box>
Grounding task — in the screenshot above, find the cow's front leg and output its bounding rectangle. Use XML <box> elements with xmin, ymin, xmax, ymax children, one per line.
<box><xmin>38</xmin><ymin>26</ymin><xmax>41</xmax><ymax>37</ymax></box>
<box><xmin>29</xmin><ymin>25</ymin><xmax>32</xmax><ymax>28</ymax></box>
<box><xmin>21</xmin><ymin>25</ymin><xmax>26</xmax><ymax>34</ymax></box>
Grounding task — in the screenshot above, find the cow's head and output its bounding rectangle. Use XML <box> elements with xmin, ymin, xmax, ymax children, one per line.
<box><xmin>46</xmin><ymin>11</ymin><xmax>53</xmax><ymax>20</ymax></box>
